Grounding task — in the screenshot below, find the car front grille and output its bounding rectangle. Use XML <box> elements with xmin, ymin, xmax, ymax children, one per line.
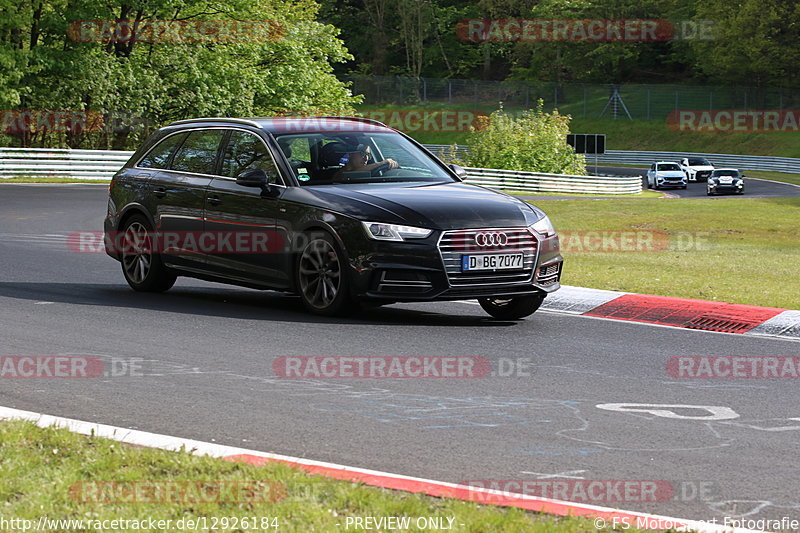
<box><xmin>438</xmin><ymin>228</ymin><xmax>538</xmax><ymax>287</ymax></box>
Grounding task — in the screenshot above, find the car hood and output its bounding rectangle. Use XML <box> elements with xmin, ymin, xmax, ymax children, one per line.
<box><xmin>287</xmin><ymin>181</ymin><xmax>542</xmax><ymax>230</ymax></box>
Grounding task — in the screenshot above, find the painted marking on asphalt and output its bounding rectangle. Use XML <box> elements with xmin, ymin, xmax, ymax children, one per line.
<box><xmin>720</xmin><ymin>418</ymin><xmax>800</xmax><ymax>432</ymax></box>
<box><xmin>521</xmin><ymin>470</ymin><xmax>586</xmax><ymax>480</ymax></box>
<box><xmin>0</xmin><ymin>405</ymin><xmax>764</xmax><ymax>533</ymax></box>
<box><xmin>596</xmin><ymin>403</ymin><xmax>740</xmax><ymax>421</ymax></box>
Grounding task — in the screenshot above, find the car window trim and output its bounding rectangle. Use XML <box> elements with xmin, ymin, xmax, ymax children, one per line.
<box><xmin>218</xmin><ymin>128</ymin><xmax>286</xmax><ymax>186</ymax></box>
<box><xmin>164</xmin><ymin>128</ymin><xmax>230</xmax><ymax>177</ymax></box>
<box><xmin>133</xmin><ymin>127</ymin><xmax>239</xmax><ymax>175</ymax></box>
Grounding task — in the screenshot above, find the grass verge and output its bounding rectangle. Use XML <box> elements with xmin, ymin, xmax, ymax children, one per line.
<box><xmin>741</xmin><ymin>170</ymin><xmax>800</xmax><ymax>187</ymax></box>
<box><xmin>538</xmin><ymin>197</ymin><xmax>800</xmax><ymax>309</ymax></box>
<box><xmin>0</xmin><ymin>419</ymin><xmax>642</xmax><ymax>533</ymax></box>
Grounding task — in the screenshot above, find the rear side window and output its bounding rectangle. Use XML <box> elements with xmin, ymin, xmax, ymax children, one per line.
<box><xmin>170</xmin><ymin>130</ymin><xmax>225</xmax><ymax>175</ymax></box>
<box><xmin>138</xmin><ymin>133</ymin><xmax>186</xmax><ymax>169</ymax></box>
<box><xmin>221</xmin><ymin>130</ymin><xmax>281</xmax><ymax>183</ymax></box>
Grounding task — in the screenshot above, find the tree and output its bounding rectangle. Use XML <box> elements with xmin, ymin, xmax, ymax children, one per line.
<box><xmin>1</xmin><ymin>0</ymin><xmax>361</xmax><ymax>149</ymax></box>
<box><xmin>691</xmin><ymin>0</ymin><xmax>800</xmax><ymax>88</ymax></box>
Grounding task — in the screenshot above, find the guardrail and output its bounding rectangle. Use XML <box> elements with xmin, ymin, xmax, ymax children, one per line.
<box><xmin>463</xmin><ymin>167</ymin><xmax>641</xmax><ymax>195</ymax></box>
<box><xmin>594</xmin><ymin>150</ymin><xmax>800</xmax><ymax>174</ymax></box>
<box><xmin>1</xmin><ymin>146</ymin><xmax>641</xmax><ymax>195</ymax></box>
<box><xmin>422</xmin><ymin>144</ymin><xmax>800</xmax><ymax>174</ymax></box>
<box><xmin>0</xmin><ymin>148</ymin><xmax>134</xmax><ymax>180</ymax></box>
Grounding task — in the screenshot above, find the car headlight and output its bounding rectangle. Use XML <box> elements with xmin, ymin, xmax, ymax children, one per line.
<box><xmin>362</xmin><ymin>221</ymin><xmax>432</xmax><ymax>241</ymax></box>
<box><xmin>529</xmin><ymin>215</ymin><xmax>556</xmax><ymax>238</ymax></box>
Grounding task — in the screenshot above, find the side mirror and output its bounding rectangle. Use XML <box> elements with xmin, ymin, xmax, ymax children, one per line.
<box><xmin>449</xmin><ymin>164</ymin><xmax>467</xmax><ymax>181</ymax></box>
<box><xmin>236</xmin><ymin>168</ymin><xmax>269</xmax><ymax>187</ymax></box>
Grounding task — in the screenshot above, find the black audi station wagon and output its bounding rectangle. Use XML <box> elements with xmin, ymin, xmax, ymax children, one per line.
<box><xmin>104</xmin><ymin>117</ymin><xmax>562</xmax><ymax>318</ymax></box>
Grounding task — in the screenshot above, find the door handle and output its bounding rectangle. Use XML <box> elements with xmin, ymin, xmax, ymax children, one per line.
<box><xmin>153</xmin><ymin>187</ymin><xmax>167</xmax><ymax>198</ymax></box>
<box><xmin>207</xmin><ymin>195</ymin><xmax>222</xmax><ymax>206</ymax></box>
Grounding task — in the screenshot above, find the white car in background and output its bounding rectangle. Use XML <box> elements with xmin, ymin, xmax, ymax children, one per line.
<box><xmin>646</xmin><ymin>162</ymin><xmax>688</xmax><ymax>190</ymax></box>
<box><xmin>680</xmin><ymin>157</ymin><xmax>715</xmax><ymax>182</ymax></box>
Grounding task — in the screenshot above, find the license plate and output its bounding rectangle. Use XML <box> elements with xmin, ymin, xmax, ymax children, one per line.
<box><xmin>461</xmin><ymin>253</ymin><xmax>524</xmax><ymax>272</ymax></box>
<box><xmin>719</xmin><ymin>177</ymin><xmax>733</xmax><ymax>183</ymax></box>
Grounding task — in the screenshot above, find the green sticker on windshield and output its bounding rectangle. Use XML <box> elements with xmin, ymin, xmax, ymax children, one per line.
<box><xmin>298</xmin><ymin>174</ymin><xmax>311</xmax><ymax>182</ymax></box>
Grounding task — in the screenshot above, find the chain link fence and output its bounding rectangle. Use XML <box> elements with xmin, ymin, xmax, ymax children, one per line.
<box><xmin>348</xmin><ymin>75</ymin><xmax>800</xmax><ymax>120</ymax></box>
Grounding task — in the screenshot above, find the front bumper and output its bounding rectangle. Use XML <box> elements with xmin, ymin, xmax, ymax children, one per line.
<box><xmin>657</xmin><ymin>179</ymin><xmax>686</xmax><ymax>188</ymax></box>
<box><xmin>348</xmin><ymin>229</ymin><xmax>562</xmax><ymax>302</ymax></box>
<box><xmin>708</xmin><ymin>181</ymin><xmax>744</xmax><ymax>193</ymax></box>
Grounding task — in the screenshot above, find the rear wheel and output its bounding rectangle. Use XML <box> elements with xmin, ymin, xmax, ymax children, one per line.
<box><xmin>479</xmin><ymin>294</ymin><xmax>545</xmax><ymax>320</ymax></box>
<box><xmin>296</xmin><ymin>232</ymin><xmax>358</xmax><ymax>316</ymax></box>
<box><xmin>119</xmin><ymin>215</ymin><xmax>176</xmax><ymax>292</ymax></box>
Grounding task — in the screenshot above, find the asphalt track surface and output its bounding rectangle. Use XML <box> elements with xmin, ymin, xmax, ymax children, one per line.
<box><xmin>596</xmin><ymin>166</ymin><xmax>800</xmax><ymax>199</ymax></box>
<box><xmin>2</xmin><ymin>184</ymin><xmax>800</xmax><ymax>524</ymax></box>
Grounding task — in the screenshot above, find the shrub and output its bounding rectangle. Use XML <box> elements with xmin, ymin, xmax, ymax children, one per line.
<box><xmin>466</xmin><ymin>101</ymin><xmax>585</xmax><ymax>175</ymax></box>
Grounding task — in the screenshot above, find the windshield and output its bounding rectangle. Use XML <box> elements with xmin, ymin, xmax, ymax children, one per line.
<box><xmin>657</xmin><ymin>163</ymin><xmax>681</xmax><ymax>171</ymax></box>
<box><xmin>688</xmin><ymin>158</ymin><xmax>711</xmax><ymax>166</ymax></box>
<box><xmin>712</xmin><ymin>170</ymin><xmax>741</xmax><ymax>178</ymax></box>
<box><xmin>273</xmin><ymin>131</ymin><xmax>454</xmax><ymax>186</ymax></box>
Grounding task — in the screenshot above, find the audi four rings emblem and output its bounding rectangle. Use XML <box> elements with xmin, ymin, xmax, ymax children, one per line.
<box><xmin>475</xmin><ymin>232</ymin><xmax>508</xmax><ymax>246</ymax></box>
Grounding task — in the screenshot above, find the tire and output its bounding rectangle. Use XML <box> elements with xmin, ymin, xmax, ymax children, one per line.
<box><xmin>296</xmin><ymin>231</ymin><xmax>358</xmax><ymax>316</ymax></box>
<box><xmin>119</xmin><ymin>214</ymin><xmax>177</xmax><ymax>292</ymax></box>
<box><xmin>681</xmin><ymin>185</ymin><xmax>687</xmax><ymax>189</ymax></box>
<box><xmin>707</xmin><ymin>188</ymin><xmax>714</xmax><ymax>196</ymax></box>
<box><xmin>478</xmin><ymin>294</ymin><xmax>545</xmax><ymax>320</ymax></box>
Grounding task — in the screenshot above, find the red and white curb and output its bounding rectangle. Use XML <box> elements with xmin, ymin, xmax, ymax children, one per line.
<box><xmin>541</xmin><ymin>285</ymin><xmax>800</xmax><ymax>339</ymax></box>
<box><xmin>0</xmin><ymin>406</ymin><xmax>761</xmax><ymax>533</ymax></box>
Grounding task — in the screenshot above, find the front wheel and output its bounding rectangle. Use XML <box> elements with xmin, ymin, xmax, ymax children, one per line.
<box><xmin>478</xmin><ymin>294</ymin><xmax>545</xmax><ymax>320</ymax></box>
<box><xmin>119</xmin><ymin>215</ymin><xmax>177</xmax><ymax>292</ymax></box>
<box><xmin>296</xmin><ymin>232</ymin><xmax>358</xmax><ymax>316</ymax></box>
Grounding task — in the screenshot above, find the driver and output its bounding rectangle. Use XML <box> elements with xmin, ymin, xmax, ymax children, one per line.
<box><xmin>333</xmin><ymin>144</ymin><xmax>398</xmax><ymax>180</ymax></box>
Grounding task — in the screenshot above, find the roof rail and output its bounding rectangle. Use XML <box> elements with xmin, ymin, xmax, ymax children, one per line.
<box><xmin>315</xmin><ymin>115</ymin><xmax>388</xmax><ymax>128</ymax></box>
<box><xmin>168</xmin><ymin>117</ymin><xmax>262</xmax><ymax>128</ymax></box>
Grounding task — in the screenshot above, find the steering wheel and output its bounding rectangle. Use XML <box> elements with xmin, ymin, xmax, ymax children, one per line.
<box><xmin>370</xmin><ymin>162</ymin><xmax>392</xmax><ymax>176</ymax></box>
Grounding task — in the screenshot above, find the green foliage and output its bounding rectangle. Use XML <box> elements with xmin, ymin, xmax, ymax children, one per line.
<box><xmin>0</xmin><ymin>0</ymin><xmax>361</xmax><ymax>149</ymax></box>
<box><xmin>466</xmin><ymin>101</ymin><xmax>585</xmax><ymax>174</ymax></box>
